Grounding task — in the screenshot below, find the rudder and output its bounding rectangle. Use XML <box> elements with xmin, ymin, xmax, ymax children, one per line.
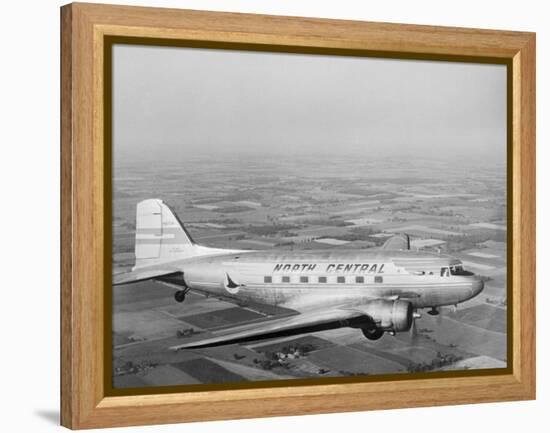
<box><xmin>134</xmin><ymin>199</ymin><xmax>195</xmax><ymax>267</ymax></box>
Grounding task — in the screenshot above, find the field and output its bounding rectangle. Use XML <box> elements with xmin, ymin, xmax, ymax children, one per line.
<box><xmin>112</xmin><ymin>154</ymin><xmax>507</xmax><ymax>388</ymax></box>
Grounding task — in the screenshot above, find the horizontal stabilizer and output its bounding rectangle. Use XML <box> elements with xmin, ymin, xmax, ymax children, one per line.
<box><xmin>113</xmin><ymin>269</ymin><xmax>182</xmax><ymax>286</ymax></box>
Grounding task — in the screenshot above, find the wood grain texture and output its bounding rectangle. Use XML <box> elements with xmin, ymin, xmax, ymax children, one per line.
<box><xmin>60</xmin><ymin>4</ymin><xmax>73</xmax><ymax>428</ymax></box>
<box><xmin>60</xmin><ymin>2</ymin><xmax>536</xmax><ymax>429</ymax></box>
<box><xmin>512</xmin><ymin>34</ymin><xmax>536</xmax><ymax>395</ymax></box>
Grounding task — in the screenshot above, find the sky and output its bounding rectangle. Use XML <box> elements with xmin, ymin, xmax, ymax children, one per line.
<box><xmin>112</xmin><ymin>44</ymin><xmax>506</xmax><ymax>162</ymax></box>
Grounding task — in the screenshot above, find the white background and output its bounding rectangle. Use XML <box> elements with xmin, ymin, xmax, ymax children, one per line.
<box><xmin>0</xmin><ymin>0</ymin><xmax>546</xmax><ymax>431</ymax></box>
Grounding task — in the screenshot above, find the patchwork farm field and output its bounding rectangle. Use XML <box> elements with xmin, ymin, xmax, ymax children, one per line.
<box><xmin>113</xmin><ymin>278</ymin><xmax>507</xmax><ymax>388</ymax></box>
<box><xmin>112</xmin><ymin>155</ymin><xmax>507</xmax><ymax>388</ymax></box>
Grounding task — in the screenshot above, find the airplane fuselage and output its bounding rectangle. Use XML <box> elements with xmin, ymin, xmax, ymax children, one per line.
<box><xmin>163</xmin><ymin>249</ymin><xmax>484</xmax><ymax>311</ymax></box>
<box><xmin>117</xmin><ymin>199</ymin><xmax>487</xmax><ymax>347</ymax></box>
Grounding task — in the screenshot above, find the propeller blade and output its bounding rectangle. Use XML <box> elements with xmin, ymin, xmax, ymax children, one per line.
<box><xmin>436</xmin><ymin>308</ymin><xmax>443</xmax><ymax>325</ymax></box>
<box><xmin>409</xmin><ymin>311</ymin><xmax>419</xmax><ymax>344</ymax></box>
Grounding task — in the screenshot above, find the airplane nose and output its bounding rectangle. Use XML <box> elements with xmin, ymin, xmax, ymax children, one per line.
<box><xmin>471</xmin><ymin>278</ymin><xmax>484</xmax><ymax>297</ymax></box>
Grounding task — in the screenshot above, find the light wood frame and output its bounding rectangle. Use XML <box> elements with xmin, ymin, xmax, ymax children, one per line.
<box><xmin>61</xmin><ymin>2</ymin><xmax>536</xmax><ymax>429</ymax></box>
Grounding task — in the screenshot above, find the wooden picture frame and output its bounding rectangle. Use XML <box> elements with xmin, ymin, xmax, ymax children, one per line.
<box><xmin>60</xmin><ymin>2</ymin><xmax>535</xmax><ymax>429</ymax></box>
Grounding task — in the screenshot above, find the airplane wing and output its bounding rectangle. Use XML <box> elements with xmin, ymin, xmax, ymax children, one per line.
<box><xmin>170</xmin><ymin>305</ymin><xmax>370</xmax><ymax>350</ymax></box>
<box><xmin>112</xmin><ymin>269</ymin><xmax>182</xmax><ymax>286</ymax></box>
<box><xmin>380</xmin><ymin>233</ymin><xmax>410</xmax><ymax>250</ymax></box>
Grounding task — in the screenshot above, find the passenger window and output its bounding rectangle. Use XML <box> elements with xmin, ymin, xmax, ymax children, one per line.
<box><xmin>282</xmin><ymin>276</ymin><xmax>290</xmax><ymax>283</ymax></box>
<box><xmin>300</xmin><ymin>276</ymin><xmax>309</xmax><ymax>283</ymax></box>
<box><xmin>318</xmin><ymin>276</ymin><xmax>327</xmax><ymax>283</ymax></box>
<box><xmin>374</xmin><ymin>276</ymin><xmax>383</xmax><ymax>283</ymax></box>
<box><xmin>355</xmin><ymin>276</ymin><xmax>364</xmax><ymax>283</ymax></box>
<box><xmin>264</xmin><ymin>276</ymin><xmax>272</xmax><ymax>283</ymax></box>
<box><xmin>337</xmin><ymin>276</ymin><xmax>346</xmax><ymax>283</ymax></box>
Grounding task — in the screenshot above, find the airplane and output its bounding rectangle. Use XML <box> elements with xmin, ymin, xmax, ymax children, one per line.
<box><xmin>114</xmin><ymin>199</ymin><xmax>484</xmax><ymax>350</ymax></box>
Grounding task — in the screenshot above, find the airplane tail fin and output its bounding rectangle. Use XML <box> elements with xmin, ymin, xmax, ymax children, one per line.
<box><xmin>134</xmin><ymin>199</ymin><xmax>196</xmax><ymax>268</ymax></box>
<box><xmin>380</xmin><ymin>233</ymin><xmax>410</xmax><ymax>251</ymax></box>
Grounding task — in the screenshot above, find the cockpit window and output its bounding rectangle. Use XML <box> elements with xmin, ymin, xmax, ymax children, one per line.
<box><xmin>441</xmin><ymin>265</ymin><xmax>467</xmax><ymax>276</ymax></box>
<box><xmin>450</xmin><ymin>265</ymin><xmax>466</xmax><ymax>275</ymax></box>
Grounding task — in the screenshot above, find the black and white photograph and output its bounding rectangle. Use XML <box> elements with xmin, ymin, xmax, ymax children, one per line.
<box><xmin>111</xmin><ymin>44</ymin><xmax>508</xmax><ymax>389</ymax></box>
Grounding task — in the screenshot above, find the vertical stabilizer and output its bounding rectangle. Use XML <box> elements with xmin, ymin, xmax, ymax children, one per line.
<box><xmin>380</xmin><ymin>233</ymin><xmax>410</xmax><ymax>251</ymax></box>
<box><xmin>134</xmin><ymin>199</ymin><xmax>195</xmax><ymax>268</ymax></box>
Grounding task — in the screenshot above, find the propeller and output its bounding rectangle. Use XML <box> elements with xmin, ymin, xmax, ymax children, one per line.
<box><xmin>440</xmin><ymin>304</ymin><xmax>458</xmax><ymax>325</ymax></box>
<box><xmin>409</xmin><ymin>310</ymin><xmax>421</xmax><ymax>343</ymax></box>
<box><xmin>437</xmin><ymin>304</ymin><xmax>458</xmax><ymax>325</ymax></box>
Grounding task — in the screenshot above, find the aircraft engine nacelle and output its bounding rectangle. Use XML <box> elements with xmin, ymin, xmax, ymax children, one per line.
<box><xmin>361</xmin><ymin>299</ymin><xmax>413</xmax><ymax>332</ymax></box>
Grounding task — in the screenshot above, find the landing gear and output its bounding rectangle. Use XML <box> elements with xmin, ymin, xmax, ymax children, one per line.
<box><xmin>362</xmin><ymin>326</ymin><xmax>384</xmax><ymax>341</ymax></box>
<box><xmin>427</xmin><ymin>307</ymin><xmax>439</xmax><ymax>316</ymax></box>
<box><xmin>174</xmin><ymin>290</ymin><xmax>187</xmax><ymax>303</ymax></box>
<box><xmin>173</xmin><ymin>273</ymin><xmax>189</xmax><ymax>303</ymax></box>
